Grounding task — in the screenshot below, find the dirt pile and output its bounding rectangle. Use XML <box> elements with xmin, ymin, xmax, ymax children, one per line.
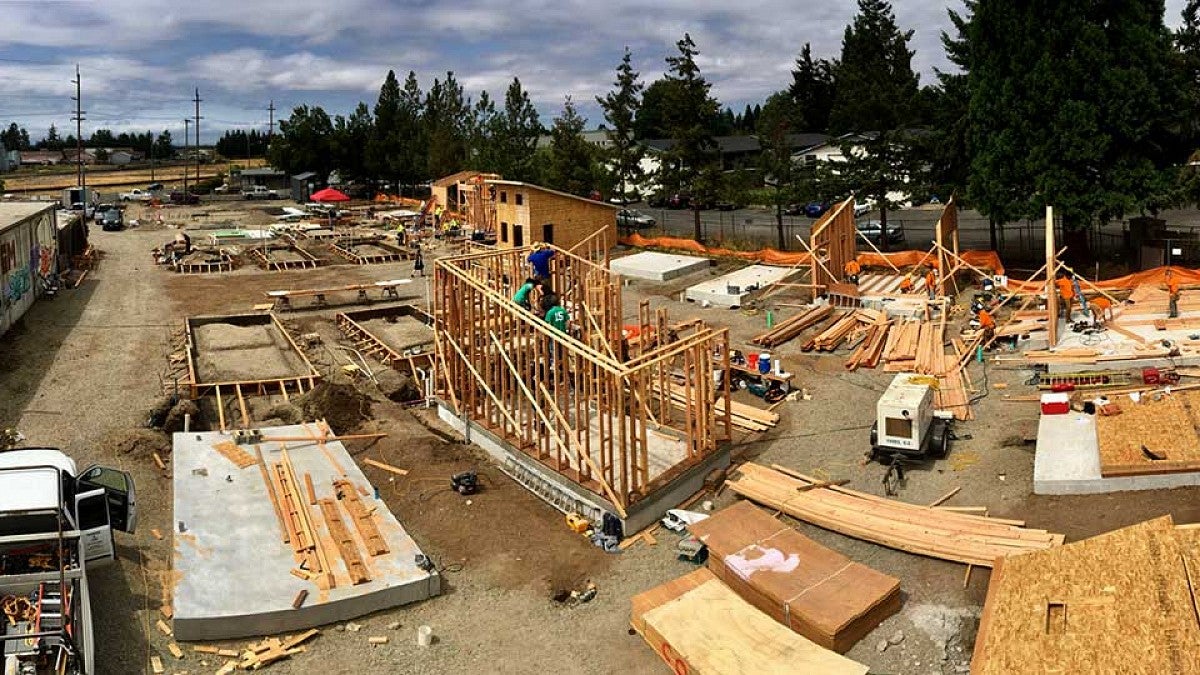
<box><xmin>374</xmin><ymin>369</ymin><xmax>421</xmax><ymax>402</ymax></box>
<box><xmin>293</xmin><ymin>382</ymin><xmax>373</xmax><ymax>433</ymax></box>
<box><xmin>102</xmin><ymin>428</ymin><xmax>171</xmax><ymax>459</ymax></box>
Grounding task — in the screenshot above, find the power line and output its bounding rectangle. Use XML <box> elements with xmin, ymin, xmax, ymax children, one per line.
<box><xmin>70</xmin><ymin>64</ymin><xmax>85</xmax><ymax>192</ymax></box>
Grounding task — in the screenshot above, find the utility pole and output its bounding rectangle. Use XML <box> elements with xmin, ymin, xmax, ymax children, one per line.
<box><xmin>183</xmin><ymin>119</ymin><xmax>191</xmax><ymax>194</ymax></box>
<box><xmin>268</xmin><ymin>100</ymin><xmax>276</xmax><ymax>142</ymax></box>
<box><xmin>70</xmin><ymin>64</ymin><xmax>86</xmax><ymax>199</ymax></box>
<box><xmin>193</xmin><ymin>88</ymin><xmax>203</xmax><ymax>184</ymax></box>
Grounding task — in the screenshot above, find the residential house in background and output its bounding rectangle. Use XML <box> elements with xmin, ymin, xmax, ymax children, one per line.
<box><xmin>104</xmin><ymin>148</ymin><xmax>145</xmax><ymax>166</ymax></box>
<box><xmin>61</xmin><ymin>149</ymin><xmax>96</xmax><ymax>166</ymax></box>
<box><xmin>535</xmin><ymin>128</ymin><xmax>616</xmax><ymax>151</ymax></box>
<box><xmin>19</xmin><ymin>151</ymin><xmax>63</xmax><ymax>166</ymax></box>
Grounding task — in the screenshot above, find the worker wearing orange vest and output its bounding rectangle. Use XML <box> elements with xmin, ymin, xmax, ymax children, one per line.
<box><xmin>1166</xmin><ymin>269</ymin><xmax>1182</xmax><ymax>318</ymax></box>
<box><xmin>1089</xmin><ymin>295</ymin><xmax>1114</xmax><ymax>324</ymax></box>
<box><xmin>1054</xmin><ymin>274</ymin><xmax>1076</xmax><ymax>318</ymax></box>
<box><xmin>844</xmin><ymin>259</ymin><xmax>861</xmax><ymax>284</ymax></box>
<box><xmin>899</xmin><ymin>275</ymin><xmax>914</xmax><ymax>293</ymax></box>
<box><xmin>977</xmin><ymin>307</ymin><xmax>996</xmax><ymax>343</ymax></box>
<box><xmin>924</xmin><ymin>268</ymin><xmax>937</xmax><ymax>299</ymax></box>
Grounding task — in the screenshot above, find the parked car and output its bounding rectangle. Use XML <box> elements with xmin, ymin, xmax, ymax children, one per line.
<box><xmin>804</xmin><ymin>202</ymin><xmax>829</xmax><ymax>218</ymax></box>
<box><xmin>714</xmin><ymin>200</ymin><xmax>739</xmax><ymax>211</ymax></box>
<box><xmin>146</xmin><ymin>183</ymin><xmax>164</xmax><ymax>192</ymax></box>
<box><xmin>616</xmin><ymin>209</ymin><xmax>656</xmax><ymax>230</ymax></box>
<box><xmin>169</xmin><ymin>191</ymin><xmax>200</xmax><ymax>205</ymax></box>
<box><xmin>783</xmin><ymin>203</ymin><xmax>805</xmax><ymax>216</ymax></box>
<box><xmin>119</xmin><ymin>188</ymin><xmax>154</xmax><ymax>202</ymax></box>
<box><xmin>666</xmin><ymin>193</ymin><xmax>690</xmax><ymax>209</ymax></box>
<box><xmin>853</xmin><ymin>200</ymin><xmax>872</xmax><ymax>217</ymax></box>
<box><xmin>242</xmin><ymin>185</ymin><xmax>281</xmax><ymax>200</ymax></box>
<box><xmin>98</xmin><ymin>207</ymin><xmax>123</xmax><ymax>231</ymax></box>
<box><xmin>857</xmin><ymin>219</ymin><xmax>905</xmax><ymax>246</ymax></box>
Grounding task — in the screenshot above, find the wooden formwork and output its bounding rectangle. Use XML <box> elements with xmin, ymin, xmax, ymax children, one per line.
<box><xmin>176</xmin><ymin>250</ymin><xmax>237</xmax><ymax>274</ymax></box>
<box><xmin>810</xmin><ymin>197</ymin><xmax>857</xmax><ymax>293</ymax></box>
<box><xmin>250</xmin><ymin>244</ymin><xmax>321</xmax><ymax>271</ymax></box>
<box><xmin>330</xmin><ymin>237</ymin><xmax>409</xmax><ymax>265</ymax></box>
<box><xmin>336</xmin><ymin>306</ymin><xmax>434</xmax><ymax>377</ymax></box>
<box><xmin>183</xmin><ymin>312</ymin><xmax>322</xmax><ymax>430</ymax></box>
<box><xmin>434</xmin><ymin>245</ymin><xmax>731</xmax><ymax>514</ymax></box>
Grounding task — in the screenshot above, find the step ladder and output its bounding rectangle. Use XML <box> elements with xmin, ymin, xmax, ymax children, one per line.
<box><xmin>1037</xmin><ymin>371</ymin><xmax>1131</xmax><ymax>390</ymax></box>
<box><xmin>500</xmin><ymin>457</ymin><xmax>603</xmax><ymax>524</ymax></box>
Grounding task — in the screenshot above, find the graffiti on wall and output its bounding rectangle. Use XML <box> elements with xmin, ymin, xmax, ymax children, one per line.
<box><xmin>1</xmin><ymin>239</ymin><xmax>31</xmax><ymax>305</ymax></box>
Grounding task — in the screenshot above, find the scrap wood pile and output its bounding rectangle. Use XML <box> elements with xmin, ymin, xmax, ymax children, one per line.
<box><xmin>192</xmin><ymin>628</ymin><xmax>320</xmax><ymax>672</ymax></box>
<box><xmin>726</xmin><ymin>463</ymin><xmax>1065</xmax><ymax>567</ymax></box>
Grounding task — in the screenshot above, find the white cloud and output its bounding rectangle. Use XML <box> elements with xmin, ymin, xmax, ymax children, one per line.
<box><xmin>189</xmin><ymin>49</ymin><xmax>394</xmax><ymax>93</ymax></box>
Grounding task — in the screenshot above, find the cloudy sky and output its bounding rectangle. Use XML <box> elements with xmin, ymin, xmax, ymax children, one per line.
<box><xmin>0</xmin><ymin>0</ymin><xmax>1189</xmax><ymax>143</ymax></box>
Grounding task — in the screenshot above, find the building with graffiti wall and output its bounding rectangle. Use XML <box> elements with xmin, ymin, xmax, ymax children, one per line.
<box><xmin>0</xmin><ymin>202</ymin><xmax>58</xmax><ymax>338</ymax></box>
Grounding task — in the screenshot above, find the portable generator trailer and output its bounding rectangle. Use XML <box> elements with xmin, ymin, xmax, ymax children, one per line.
<box><xmin>867</xmin><ymin>374</ymin><xmax>953</xmax><ymax>494</ymax></box>
<box><xmin>0</xmin><ymin>449</ymin><xmax>136</xmax><ymax>675</ymax></box>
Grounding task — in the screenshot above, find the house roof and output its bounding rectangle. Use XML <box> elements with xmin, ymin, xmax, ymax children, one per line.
<box><xmin>641</xmin><ymin>135</ymin><xmax>763</xmax><ymax>155</ymax></box>
<box><xmin>485</xmin><ymin>179</ymin><xmax>619</xmax><ymax>209</ymax></box>
<box><xmin>784</xmin><ymin>133</ymin><xmax>831</xmax><ymax>152</ymax></box>
<box><xmin>0</xmin><ymin>202</ymin><xmax>55</xmax><ymax>235</ymax></box>
<box><xmin>432</xmin><ymin>170</ymin><xmax>483</xmax><ymax>187</ymax></box>
<box><xmin>241</xmin><ymin>168</ymin><xmax>286</xmax><ymax>177</ymax></box>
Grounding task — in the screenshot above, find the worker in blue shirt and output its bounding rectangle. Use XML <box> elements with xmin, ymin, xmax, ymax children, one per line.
<box><xmin>528</xmin><ymin>243</ymin><xmax>555</xmax><ymax>280</ymax></box>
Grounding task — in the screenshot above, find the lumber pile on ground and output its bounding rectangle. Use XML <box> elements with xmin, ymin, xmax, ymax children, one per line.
<box><xmin>881</xmin><ymin>321</ymin><xmax>921</xmax><ymax>362</ymax></box>
<box><xmin>845</xmin><ymin>320</ymin><xmax>890</xmax><ymax>371</ymax></box>
<box><xmin>751</xmin><ymin>305</ymin><xmax>835</xmax><ymax>347</ymax></box>
<box><xmin>689</xmin><ymin>501</ymin><xmax>901</xmax><ymax>653</ymax></box>
<box><xmin>630</xmin><ymin>568</ymin><xmax>869</xmax><ymax>675</ymax></box>
<box><xmin>803</xmin><ymin>311</ymin><xmax>864</xmax><ymax>352</ymax></box>
<box><xmin>657</xmin><ymin>382</ymin><xmax>779</xmax><ymax>432</ymax></box>
<box><xmin>726</xmin><ymin>463</ymin><xmax>1064</xmax><ymax>567</ymax></box>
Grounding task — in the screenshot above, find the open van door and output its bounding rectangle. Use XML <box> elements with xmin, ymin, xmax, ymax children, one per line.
<box><xmin>75</xmin><ymin>489</ymin><xmax>115</xmax><ymax>565</ymax></box>
<box><xmin>78</xmin><ymin>465</ymin><xmax>137</xmax><ymax>533</ymax></box>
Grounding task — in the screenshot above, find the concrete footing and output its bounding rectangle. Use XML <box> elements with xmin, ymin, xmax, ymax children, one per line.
<box><xmin>611</xmin><ymin>252</ymin><xmax>711</xmax><ymax>282</ymax></box>
<box><xmin>684</xmin><ymin>265</ymin><xmax>793</xmax><ymax>308</ymax></box>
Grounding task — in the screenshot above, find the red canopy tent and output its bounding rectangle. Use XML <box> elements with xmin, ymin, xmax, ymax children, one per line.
<box><xmin>309</xmin><ymin>187</ymin><xmax>350</xmax><ymax>202</ymax></box>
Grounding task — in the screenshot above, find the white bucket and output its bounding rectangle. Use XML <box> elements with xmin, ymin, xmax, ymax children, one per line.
<box><xmin>417</xmin><ymin>625</ymin><xmax>433</xmax><ymax>647</ymax></box>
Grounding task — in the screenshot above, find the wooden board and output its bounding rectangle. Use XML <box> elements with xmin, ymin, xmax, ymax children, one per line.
<box><xmin>726</xmin><ymin>463</ymin><xmax>1062</xmax><ymax>567</ymax></box>
<box><xmin>688</xmin><ymin>501</ymin><xmax>901</xmax><ymax>653</ymax></box>
<box><xmin>318</xmin><ymin>498</ymin><xmax>371</xmax><ymax>585</ymax></box>
<box><xmin>211</xmin><ymin>440</ymin><xmax>258</xmax><ymax>469</ymax></box>
<box><xmin>972</xmin><ymin>517</ymin><xmax>1200</xmax><ymax>674</ymax></box>
<box><xmin>333</xmin><ymin>479</ymin><xmax>389</xmax><ymax>555</ymax></box>
<box><xmin>630</xmin><ymin>568</ymin><xmax>869</xmax><ymax>675</ymax></box>
<box><xmin>1097</xmin><ymin>390</ymin><xmax>1200</xmax><ymax>476</ymax></box>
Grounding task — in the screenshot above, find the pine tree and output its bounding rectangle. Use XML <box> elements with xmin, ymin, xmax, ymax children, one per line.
<box><xmin>757</xmin><ymin>91</ymin><xmax>799</xmax><ymax>249</ymax></box>
<box><xmin>468</xmin><ymin>90</ymin><xmax>499</xmax><ymax>172</ymax></box>
<box><xmin>43</xmin><ymin>124</ymin><xmax>60</xmax><ymax>150</ymax></box>
<box><xmin>660</xmin><ymin>33</ymin><xmax>721</xmax><ymax>241</ymax></box>
<box><xmin>425</xmin><ymin>72</ymin><xmax>470</xmax><ymax>178</ymax></box>
<box><xmin>828</xmin><ymin>0</ymin><xmax>919</xmax><ymax>134</ymax></box>
<box><xmin>597</xmin><ymin>48</ymin><xmax>647</xmax><ymax>203</ymax></box>
<box><xmin>789</xmin><ymin>44</ymin><xmax>835</xmax><ymax>132</ymax></box>
<box><xmin>492</xmin><ymin>78</ymin><xmax>542</xmax><ymax>181</ymax></box>
<box><xmin>395</xmin><ymin>71</ymin><xmax>426</xmax><ymax>184</ymax></box>
<box><xmin>368</xmin><ymin>70</ymin><xmax>402</xmax><ymax>184</ymax></box>
<box><xmin>544</xmin><ymin>97</ymin><xmax>595</xmax><ymax>195</ymax></box>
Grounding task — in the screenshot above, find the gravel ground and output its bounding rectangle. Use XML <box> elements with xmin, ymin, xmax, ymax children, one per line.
<box><xmin>2</xmin><ymin>210</ymin><xmax>1198</xmax><ymax>675</ymax></box>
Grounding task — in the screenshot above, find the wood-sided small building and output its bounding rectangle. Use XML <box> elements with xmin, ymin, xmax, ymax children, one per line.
<box><xmin>488</xmin><ymin>180</ymin><xmax>618</xmax><ymax>251</ymax></box>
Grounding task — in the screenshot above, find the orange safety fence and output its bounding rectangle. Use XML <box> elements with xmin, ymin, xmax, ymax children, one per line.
<box><xmin>620</xmin><ymin>233</ymin><xmax>1010</xmax><ymax>277</ymax></box>
<box><xmin>1007</xmin><ymin>266</ymin><xmax>1200</xmax><ymax>294</ymax></box>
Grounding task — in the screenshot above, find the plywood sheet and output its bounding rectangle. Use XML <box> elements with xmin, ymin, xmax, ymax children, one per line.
<box><xmin>1097</xmin><ymin>391</ymin><xmax>1200</xmax><ymax>476</ymax></box>
<box><xmin>972</xmin><ymin>517</ymin><xmax>1200</xmax><ymax>674</ymax></box>
<box><xmin>632</xmin><ymin>569</ymin><xmax>869</xmax><ymax>675</ymax></box>
<box><xmin>688</xmin><ymin>501</ymin><xmax>900</xmax><ymax>652</ymax></box>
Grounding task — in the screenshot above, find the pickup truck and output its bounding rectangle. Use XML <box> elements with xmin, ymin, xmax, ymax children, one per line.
<box><xmin>0</xmin><ymin>448</ymin><xmax>136</xmax><ymax>675</ymax></box>
<box><xmin>119</xmin><ymin>189</ymin><xmax>154</xmax><ymax>202</ymax></box>
<box><xmin>242</xmin><ymin>185</ymin><xmax>281</xmax><ymax>200</ymax></box>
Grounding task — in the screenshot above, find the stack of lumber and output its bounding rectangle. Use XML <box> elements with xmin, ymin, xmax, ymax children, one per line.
<box><xmin>630</xmin><ymin>568</ymin><xmax>869</xmax><ymax>675</ymax></box>
<box><xmin>726</xmin><ymin>463</ymin><xmax>1064</xmax><ymax>567</ymax></box>
<box><xmin>845</xmin><ymin>320</ymin><xmax>891</xmax><ymax>371</ymax></box>
<box><xmin>881</xmin><ymin>320</ymin><xmax>921</xmax><ymax>362</ymax></box>
<box><xmin>751</xmin><ymin>305</ymin><xmax>836</xmax><ymax>347</ymax></box>
<box><xmin>1016</xmin><ymin>345</ymin><xmax>1174</xmax><ymax>366</ymax></box>
<box><xmin>803</xmin><ymin>310</ymin><xmax>868</xmax><ymax>352</ymax></box>
<box><xmin>688</xmin><ymin>501</ymin><xmax>901</xmax><ymax>653</ymax></box>
<box><xmin>972</xmin><ymin>517</ymin><xmax>1200</xmax><ymax>674</ymax></box>
<box><xmin>913</xmin><ymin>321</ymin><xmax>947</xmax><ymax>375</ymax></box>
<box><xmin>657</xmin><ymin>382</ymin><xmax>780</xmax><ymax>432</ymax></box>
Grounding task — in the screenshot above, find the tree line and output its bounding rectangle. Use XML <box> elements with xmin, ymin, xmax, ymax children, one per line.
<box><xmin>1</xmin><ymin>123</ymin><xmax>176</xmax><ymax>160</ymax></box>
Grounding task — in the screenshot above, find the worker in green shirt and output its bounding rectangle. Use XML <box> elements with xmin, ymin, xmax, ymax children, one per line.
<box><xmin>513</xmin><ymin>277</ymin><xmax>540</xmax><ymax>310</ymax></box>
<box><xmin>545</xmin><ymin>302</ymin><xmax>569</xmax><ymax>333</ymax></box>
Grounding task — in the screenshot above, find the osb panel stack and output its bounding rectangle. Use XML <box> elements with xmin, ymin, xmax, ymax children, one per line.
<box><xmin>972</xmin><ymin>517</ymin><xmax>1200</xmax><ymax>674</ymax></box>
<box><xmin>688</xmin><ymin>501</ymin><xmax>901</xmax><ymax>653</ymax></box>
<box><xmin>727</xmin><ymin>463</ymin><xmax>1063</xmax><ymax>567</ymax></box>
<box><xmin>1096</xmin><ymin>390</ymin><xmax>1200</xmax><ymax>476</ymax></box>
<box><xmin>630</xmin><ymin>568</ymin><xmax>869</xmax><ymax>675</ymax></box>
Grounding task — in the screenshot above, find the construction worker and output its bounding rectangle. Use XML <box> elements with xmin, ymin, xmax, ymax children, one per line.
<box><xmin>924</xmin><ymin>267</ymin><xmax>937</xmax><ymax>300</ymax></box>
<box><xmin>1166</xmin><ymin>269</ymin><xmax>1182</xmax><ymax>319</ymax></box>
<box><xmin>976</xmin><ymin>306</ymin><xmax>996</xmax><ymax>344</ymax></box>
<box><xmin>528</xmin><ymin>243</ymin><xmax>556</xmax><ymax>281</ymax></box>
<box><xmin>899</xmin><ymin>275</ymin><xmax>914</xmax><ymax>293</ymax></box>
<box><xmin>1055</xmin><ymin>273</ymin><xmax>1076</xmax><ymax>318</ymax></box>
<box><xmin>412</xmin><ymin>247</ymin><xmax>425</xmax><ymax>277</ymax></box>
<box><xmin>1090</xmin><ymin>295</ymin><xmax>1115</xmax><ymax>325</ymax></box>
<box><xmin>544</xmin><ymin>299</ymin><xmax>569</xmax><ymax>334</ymax></box>
<box><xmin>844</xmin><ymin>259</ymin><xmax>861</xmax><ymax>284</ymax></box>
<box><xmin>513</xmin><ymin>278</ymin><xmax>541</xmax><ymax>310</ymax></box>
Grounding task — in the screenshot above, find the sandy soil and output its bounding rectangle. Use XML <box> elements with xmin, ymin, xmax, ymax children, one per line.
<box><xmin>358</xmin><ymin>317</ymin><xmax>432</xmax><ymax>353</ymax></box>
<box><xmin>3</xmin><ymin>225</ymin><xmax>1200</xmax><ymax>674</ymax></box>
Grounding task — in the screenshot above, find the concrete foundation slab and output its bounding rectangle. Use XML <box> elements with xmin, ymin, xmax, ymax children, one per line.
<box><xmin>1034</xmin><ymin>412</ymin><xmax>1200</xmax><ymax>494</ymax></box>
<box><xmin>172</xmin><ymin>424</ymin><xmax>439</xmax><ymax>641</ymax></box>
<box><xmin>611</xmin><ymin>252</ymin><xmax>710</xmax><ymax>282</ymax></box>
<box><xmin>437</xmin><ymin>402</ymin><xmax>729</xmax><ymax>534</ymax></box>
<box><xmin>685</xmin><ymin>265</ymin><xmax>793</xmax><ymax>308</ymax></box>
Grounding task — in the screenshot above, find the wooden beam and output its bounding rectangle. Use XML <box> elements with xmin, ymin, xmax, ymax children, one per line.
<box><xmin>1046</xmin><ymin>205</ymin><xmax>1058</xmax><ymax>347</ymax></box>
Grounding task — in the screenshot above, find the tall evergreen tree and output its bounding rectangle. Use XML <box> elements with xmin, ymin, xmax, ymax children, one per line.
<box><xmin>268</xmin><ymin>105</ymin><xmax>334</xmax><ymax>177</ymax></box>
<box><xmin>491</xmin><ymin>77</ymin><xmax>542</xmax><ymax>181</ymax></box>
<box><xmin>659</xmin><ymin>33</ymin><xmax>721</xmax><ymax>241</ymax></box>
<box><xmin>634</xmin><ymin>79</ymin><xmax>675</xmax><ymax>139</ymax></box>
<box><xmin>828</xmin><ymin>0</ymin><xmax>919</xmax><ymax>134</ymax></box>
<box><xmin>154</xmin><ymin>130</ymin><xmax>174</xmax><ymax>159</ymax></box>
<box><xmin>544</xmin><ymin>97</ymin><xmax>595</xmax><ymax>195</ymax></box>
<box><xmin>42</xmin><ymin>124</ymin><xmax>60</xmax><ymax>150</ymax></box>
<box><xmin>757</xmin><ymin>91</ymin><xmax>799</xmax><ymax>249</ymax></box>
<box><xmin>332</xmin><ymin>102</ymin><xmax>374</xmax><ymax>182</ymax></box>
<box><xmin>368</xmin><ymin>70</ymin><xmax>403</xmax><ymax>184</ymax></box>
<box><xmin>424</xmin><ymin>72</ymin><xmax>470</xmax><ymax>178</ymax></box>
<box><xmin>789</xmin><ymin>44</ymin><xmax>836</xmax><ymax>132</ymax></box>
<box><xmin>395</xmin><ymin>72</ymin><xmax>427</xmax><ymax>184</ymax></box>
<box><xmin>597</xmin><ymin>48</ymin><xmax>647</xmax><ymax>203</ymax></box>
<box><xmin>468</xmin><ymin>90</ymin><xmax>500</xmax><ymax>172</ymax></box>
<box><xmin>960</xmin><ymin>0</ymin><xmax>1183</xmax><ymax>230</ymax></box>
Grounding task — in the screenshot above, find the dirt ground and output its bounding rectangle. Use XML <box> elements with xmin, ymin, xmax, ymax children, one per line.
<box><xmin>3</xmin><ymin>203</ymin><xmax>1200</xmax><ymax>674</ymax></box>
